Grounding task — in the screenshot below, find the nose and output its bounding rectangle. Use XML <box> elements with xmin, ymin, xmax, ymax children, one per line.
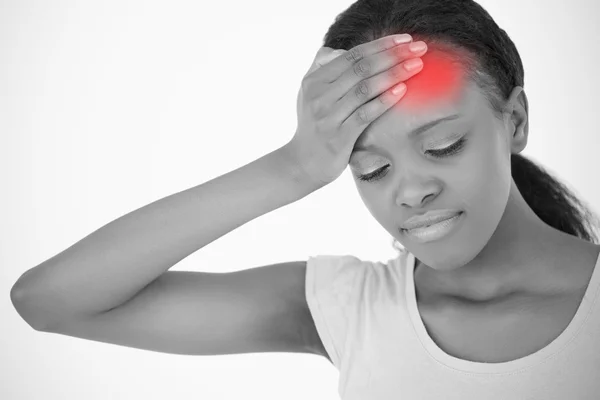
<box><xmin>391</xmin><ymin>157</ymin><xmax>442</xmax><ymax>208</ymax></box>
<box><xmin>395</xmin><ymin>185</ymin><xmax>438</xmax><ymax>208</ymax></box>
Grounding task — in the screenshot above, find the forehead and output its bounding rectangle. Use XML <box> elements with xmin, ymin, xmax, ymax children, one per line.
<box><xmin>355</xmin><ymin>50</ymin><xmax>486</xmax><ymax>147</ymax></box>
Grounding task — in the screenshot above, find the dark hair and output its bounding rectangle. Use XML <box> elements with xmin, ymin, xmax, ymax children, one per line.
<box><xmin>321</xmin><ymin>0</ymin><xmax>600</xmax><ymax>252</ymax></box>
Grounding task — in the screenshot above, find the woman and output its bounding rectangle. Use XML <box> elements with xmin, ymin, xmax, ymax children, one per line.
<box><xmin>11</xmin><ymin>0</ymin><xmax>600</xmax><ymax>398</ymax></box>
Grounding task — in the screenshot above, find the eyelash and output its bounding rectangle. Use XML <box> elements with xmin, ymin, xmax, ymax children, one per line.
<box><xmin>357</xmin><ymin>137</ymin><xmax>467</xmax><ymax>183</ymax></box>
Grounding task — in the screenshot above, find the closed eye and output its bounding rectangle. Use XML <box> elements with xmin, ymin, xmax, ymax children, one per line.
<box><xmin>426</xmin><ymin>136</ymin><xmax>467</xmax><ymax>158</ymax></box>
<box><xmin>356</xmin><ymin>136</ymin><xmax>467</xmax><ymax>183</ymax></box>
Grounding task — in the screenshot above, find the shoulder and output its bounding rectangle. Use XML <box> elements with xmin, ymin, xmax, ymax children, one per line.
<box><xmin>306</xmin><ymin>253</ymin><xmax>407</xmax><ymax>298</ymax></box>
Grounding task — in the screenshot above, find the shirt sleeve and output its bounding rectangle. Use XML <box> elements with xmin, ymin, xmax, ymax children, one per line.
<box><xmin>305</xmin><ymin>254</ymin><xmax>371</xmax><ymax>370</ymax></box>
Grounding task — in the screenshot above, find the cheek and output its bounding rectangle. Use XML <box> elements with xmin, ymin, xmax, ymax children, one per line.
<box><xmin>457</xmin><ymin>135</ymin><xmax>511</xmax><ymax>225</ymax></box>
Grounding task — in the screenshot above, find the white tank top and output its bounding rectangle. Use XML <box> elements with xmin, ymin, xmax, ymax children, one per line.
<box><xmin>305</xmin><ymin>250</ymin><xmax>600</xmax><ymax>399</ymax></box>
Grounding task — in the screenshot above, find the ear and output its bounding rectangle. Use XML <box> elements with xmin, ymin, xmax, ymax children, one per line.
<box><xmin>503</xmin><ymin>86</ymin><xmax>529</xmax><ymax>154</ymax></box>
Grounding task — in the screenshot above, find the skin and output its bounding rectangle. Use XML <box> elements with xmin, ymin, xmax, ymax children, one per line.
<box><xmin>349</xmin><ymin>47</ymin><xmax>600</xmax><ymax>306</ymax></box>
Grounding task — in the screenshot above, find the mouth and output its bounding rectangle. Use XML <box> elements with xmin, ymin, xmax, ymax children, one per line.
<box><xmin>401</xmin><ymin>211</ymin><xmax>464</xmax><ymax>232</ymax></box>
<box><xmin>400</xmin><ymin>211</ymin><xmax>464</xmax><ymax>243</ymax></box>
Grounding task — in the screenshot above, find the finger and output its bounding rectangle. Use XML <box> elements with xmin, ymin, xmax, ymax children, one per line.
<box><xmin>305</xmin><ymin>48</ymin><xmax>347</xmax><ymax>76</ymax></box>
<box><xmin>326</xmin><ymin>41</ymin><xmax>426</xmax><ymax>103</ymax></box>
<box><xmin>309</xmin><ymin>34</ymin><xmax>413</xmax><ymax>84</ymax></box>
<box><xmin>340</xmin><ymin>82</ymin><xmax>407</xmax><ymax>133</ymax></box>
<box><xmin>331</xmin><ymin>58</ymin><xmax>416</xmax><ymax>128</ymax></box>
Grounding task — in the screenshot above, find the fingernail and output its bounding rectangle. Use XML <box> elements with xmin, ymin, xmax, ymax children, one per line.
<box><xmin>394</xmin><ymin>34</ymin><xmax>412</xmax><ymax>44</ymax></box>
<box><xmin>392</xmin><ymin>82</ymin><xmax>407</xmax><ymax>95</ymax></box>
<box><xmin>404</xmin><ymin>58</ymin><xmax>423</xmax><ymax>71</ymax></box>
<box><xmin>409</xmin><ymin>42</ymin><xmax>427</xmax><ymax>52</ymax></box>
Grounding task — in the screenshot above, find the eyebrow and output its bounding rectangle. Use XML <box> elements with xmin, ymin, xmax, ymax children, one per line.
<box><xmin>353</xmin><ymin>113</ymin><xmax>462</xmax><ymax>152</ymax></box>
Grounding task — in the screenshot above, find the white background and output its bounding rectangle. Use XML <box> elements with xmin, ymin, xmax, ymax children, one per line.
<box><xmin>2</xmin><ymin>0</ymin><xmax>599</xmax><ymax>399</ymax></box>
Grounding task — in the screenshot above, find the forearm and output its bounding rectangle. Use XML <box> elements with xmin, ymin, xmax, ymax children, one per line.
<box><xmin>11</xmin><ymin>145</ymin><xmax>316</xmax><ymax>327</ymax></box>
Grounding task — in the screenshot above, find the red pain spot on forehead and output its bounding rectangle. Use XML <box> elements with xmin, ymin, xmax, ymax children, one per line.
<box><xmin>392</xmin><ymin>48</ymin><xmax>467</xmax><ymax>112</ymax></box>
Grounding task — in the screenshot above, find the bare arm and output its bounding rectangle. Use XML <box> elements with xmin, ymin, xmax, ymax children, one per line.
<box><xmin>10</xmin><ymin>144</ymin><xmax>318</xmax><ymax>330</ymax></box>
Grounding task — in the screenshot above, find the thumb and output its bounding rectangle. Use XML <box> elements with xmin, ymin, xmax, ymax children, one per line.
<box><xmin>316</xmin><ymin>48</ymin><xmax>347</xmax><ymax>67</ymax></box>
<box><xmin>305</xmin><ymin>48</ymin><xmax>347</xmax><ymax>76</ymax></box>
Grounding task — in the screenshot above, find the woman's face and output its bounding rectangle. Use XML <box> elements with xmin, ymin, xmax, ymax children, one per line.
<box><xmin>349</xmin><ymin>58</ymin><xmax>518</xmax><ymax>271</ymax></box>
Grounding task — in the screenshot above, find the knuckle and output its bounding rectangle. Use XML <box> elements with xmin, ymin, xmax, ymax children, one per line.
<box><xmin>394</xmin><ymin>45</ymin><xmax>405</xmax><ymax>58</ymax></box>
<box><xmin>309</xmin><ymin>98</ymin><xmax>324</xmax><ymax>116</ymax></box>
<box><xmin>354</xmin><ymin>81</ymin><xmax>371</xmax><ymax>99</ymax></box>
<box><xmin>345</xmin><ymin>47</ymin><xmax>363</xmax><ymax>63</ymax></box>
<box><xmin>311</xmin><ymin>96</ymin><xmax>332</xmax><ymax>118</ymax></box>
<box><xmin>356</xmin><ymin>106</ymin><xmax>371</xmax><ymax>125</ymax></box>
<box><xmin>301</xmin><ymin>76</ymin><xmax>314</xmax><ymax>93</ymax></box>
<box><xmin>389</xmin><ymin>64</ymin><xmax>405</xmax><ymax>79</ymax></box>
<box><xmin>353</xmin><ymin>60</ymin><xmax>371</xmax><ymax>77</ymax></box>
<box><xmin>378</xmin><ymin>91</ymin><xmax>392</xmax><ymax>105</ymax></box>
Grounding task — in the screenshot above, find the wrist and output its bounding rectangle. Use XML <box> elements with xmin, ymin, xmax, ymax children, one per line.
<box><xmin>276</xmin><ymin>143</ymin><xmax>324</xmax><ymax>194</ymax></box>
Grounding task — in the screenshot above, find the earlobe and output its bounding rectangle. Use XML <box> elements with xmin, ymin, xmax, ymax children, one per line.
<box><xmin>511</xmin><ymin>121</ymin><xmax>528</xmax><ymax>154</ymax></box>
<box><xmin>513</xmin><ymin>105</ymin><xmax>528</xmax><ymax>153</ymax></box>
<box><xmin>508</xmin><ymin>111</ymin><xmax>528</xmax><ymax>154</ymax></box>
<box><xmin>504</xmin><ymin>87</ymin><xmax>529</xmax><ymax>154</ymax></box>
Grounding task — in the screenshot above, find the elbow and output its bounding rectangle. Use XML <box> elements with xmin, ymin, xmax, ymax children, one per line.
<box><xmin>10</xmin><ymin>281</ymin><xmax>54</xmax><ymax>332</ymax></box>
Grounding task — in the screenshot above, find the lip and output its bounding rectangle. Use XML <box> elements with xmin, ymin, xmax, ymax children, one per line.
<box><xmin>401</xmin><ymin>209</ymin><xmax>463</xmax><ymax>231</ymax></box>
<box><xmin>401</xmin><ymin>212</ymin><xmax>464</xmax><ymax>244</ymax></box>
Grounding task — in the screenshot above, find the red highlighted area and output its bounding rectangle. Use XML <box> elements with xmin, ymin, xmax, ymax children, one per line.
<box><xmin>394</xmin><ymin>48</ymin><xmax>468</xmax><ymax>112</ymax></box>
